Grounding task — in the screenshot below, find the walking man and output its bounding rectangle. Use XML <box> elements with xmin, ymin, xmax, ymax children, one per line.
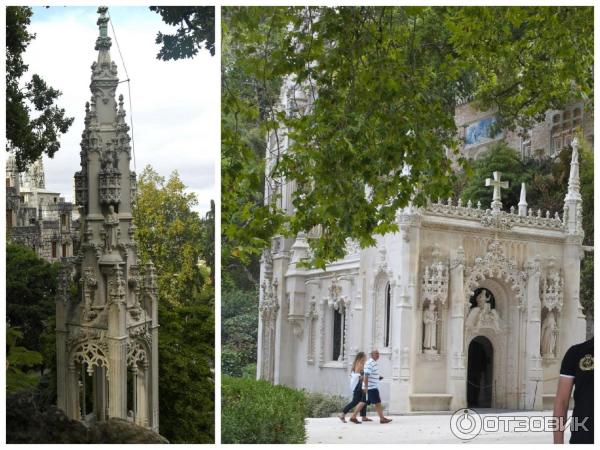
<box><xmin>363</xmin><ymin>349</ymin><xmax>392</xmax><ymax>424</ymax></box>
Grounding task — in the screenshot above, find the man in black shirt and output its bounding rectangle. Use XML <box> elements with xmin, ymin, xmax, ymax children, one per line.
<box><xmin>553</xmin><ymin>338</ymin><xmax>593</xmax><ymax>444</ymax></box>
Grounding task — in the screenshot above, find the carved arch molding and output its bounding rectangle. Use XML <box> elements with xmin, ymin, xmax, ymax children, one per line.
<box><xmin>464</xmin><ymin>239</ymin><xmax>527</xmax><ymax>312</ymax></box>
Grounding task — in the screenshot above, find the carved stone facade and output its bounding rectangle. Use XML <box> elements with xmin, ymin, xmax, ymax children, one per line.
<box><xmin>6</xmin><ymin>153</ymin><xmax>79</xmax><ymax>261</ymax></box>
<box><xmin>55</xmin><ymin>7</ymin><xmax>158</xmax><ymax>432</ymax></box>
<box><xmin>257</xmin><ymin>79</ymin><xmax>587</xmax><ymax>414</ymax></box>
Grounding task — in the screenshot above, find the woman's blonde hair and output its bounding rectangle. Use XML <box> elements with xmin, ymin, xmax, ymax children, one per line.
<box><xmin>351</xmin><ymin>351</ymin><xmax>366</xmax><ymax>372</ymax></box>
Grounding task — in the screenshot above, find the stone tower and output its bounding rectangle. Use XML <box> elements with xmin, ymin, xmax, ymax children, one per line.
<box><xmin>56</xmin><ymin>6</ymin><xmax>159</xmax><ymax>431</ymax></box>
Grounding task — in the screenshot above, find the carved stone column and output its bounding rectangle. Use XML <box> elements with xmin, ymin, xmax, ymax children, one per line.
<box><xmin>67</xmin><ymin>362</ymin><xmax>80</xmax><ymax>420</ymax></box>
<box><xmin>448</xmin><ymin>247</ymin><xmax>466</xmax><ymax>410</ymax></box>
<box><xmin>107</xmin><ymin>268</ymin><xmax>127</xmax><ymax>419</ymax></box>
<box><xmin>271</xmin><ymin>236</ymin><xmax>292</xmax><ymax>385</ymax></box>
<box><xmin>136</xmin><ymin>364</ymin><xmax>149</xmax><ymax>427</ymax></box>
<box><xmin>388</xmin><ymin>210</ymin><xmax>420</xmax><ymax>413</ymax></box>
<box><xmin>55</xmin><ymin>330</ymin><xmax>68</xmax><ymax>412</ymax></box>
<box><xmin>524</xmin><ymin>256</ymin><xmax>543</xmax><ymax>410</ymax></box>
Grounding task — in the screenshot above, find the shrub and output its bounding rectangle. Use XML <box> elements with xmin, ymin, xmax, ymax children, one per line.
<box><xmin>221</xmin><ymin>376</ymin><xmax>306</xmax><ymax>444</ymax></box>
<box><xmin>241</xmin><ymin>363</ymin><xmax>256</xmax><ymax>379</ymax></box>
<box><xmin>221</xmin><ymin>348</ymin><xmax>243</xmax><ymax>377</ymax></box>
<box><xmin>303</xmin><ymin>391</ymin><xmax>347</xmax><ymax>418</ymax></box>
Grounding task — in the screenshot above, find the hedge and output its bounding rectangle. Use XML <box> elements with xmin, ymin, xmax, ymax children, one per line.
<box><xmin>221</xmin><ymin>376</ymin><xmax>307</xmax><ymax>444</ymax></box>
<box><xmin>303</xmin><ymin>391</ymin><xmax>347</xmax><ymax>418</ymax></box>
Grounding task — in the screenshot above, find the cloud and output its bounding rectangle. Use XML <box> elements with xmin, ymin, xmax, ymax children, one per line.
<box><xmin>24</xmin><ymin>6</ymin><xmax>218</xmax><ymax>214</ymax></box>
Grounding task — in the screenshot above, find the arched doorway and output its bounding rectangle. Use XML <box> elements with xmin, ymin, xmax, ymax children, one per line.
<box><xmin>467</xmin><ymin>336</ymin><xmax>493</xmax><ymax>408</ymax></box>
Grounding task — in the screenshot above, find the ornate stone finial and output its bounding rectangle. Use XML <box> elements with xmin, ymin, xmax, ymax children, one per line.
<box><xmin>476</xmin><ymin>200</ymin><xmax>481</xmax><ymax>210</ymax></box>
<box><xmin>518</xmin><ymin>182</ymin><xmax>527</xmax><ymax>216</ymax></box>
<box><xmin>118</xmin><ymin>94</ymin><xmax>124</xmax><ymax>111</ymax></box>
<box><xmin>95</xmin><ymin>6</ymin><xmax>111</xmax><ymax>51</ymax></box>
<box><xmin>290</xmin><ymin>231</ymin><xmax>310</xmax><ymax>264</ymax></box>
<box><xmin>98</xmin><ymin>7</ymin><xmax>109</xmax><ymax>35</ymax></box>
<box><xmin>485</xmin><ymin>171</ymin><xmax>508</xmax><ymax>212</ymax></box>
<box><xmin>467</xmin><ymin>199</ymin><xmax>472</xmax><ymax>209</ymax></box>
<box><xmin>566</xmin><ymin>137</ymin><xmax>581</xmax><ymax>201</ymax></box>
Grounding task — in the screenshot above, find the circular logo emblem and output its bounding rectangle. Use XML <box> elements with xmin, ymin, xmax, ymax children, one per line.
<box><xmin>579</xmin><ymin>354</ymin><xmax>594</xmax><ymax>371</ymax></box>
<box><xmin>450</xmin><ymin>408</ymin><xmax>482</xmax><ymax>440</ymax></box>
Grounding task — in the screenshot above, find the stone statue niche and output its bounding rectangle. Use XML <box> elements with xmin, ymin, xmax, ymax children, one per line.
<box><xmin>422</xmin><ymin>300</ymin><xmax>440</xmax><ymax>354</ymax></box>
<box><xmin>540</xmin><ymin>309</ymin><xmax>559</xmax><ymax>358</ymax></box>
<box><xmin>465</xmin><ymin>288</ymin><xmax>502</xmax><ymax>332</ymax></box>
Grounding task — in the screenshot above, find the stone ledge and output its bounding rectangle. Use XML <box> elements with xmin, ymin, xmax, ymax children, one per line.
<box><xmin>409</xmin><ymin>394</ymin><xmax>453</xmax><ymax>412</ymax></box>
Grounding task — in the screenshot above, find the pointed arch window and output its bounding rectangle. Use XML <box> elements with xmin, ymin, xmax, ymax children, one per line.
<box><xmin>384</xmin><ymin>283</ymin><xmax>392</xmax><ymax>348</ymax></box>
<box><xmin>332</xmin><ymin>308</ymin><xmax>344</xmax><ymax>361</ymax></box>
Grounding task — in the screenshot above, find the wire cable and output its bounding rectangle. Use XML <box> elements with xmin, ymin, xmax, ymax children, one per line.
<box><xmin>108</xmin><ymin>12</ymin><xmax>137</xmax><ymax>174</ymax></box>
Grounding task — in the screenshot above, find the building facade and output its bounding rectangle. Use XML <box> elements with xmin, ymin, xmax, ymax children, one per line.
<box><xmin>455</xmin><ymin>100</ymin><xmax>593</xmax><ymax>160</ymax></box>
<box><xmin>6</xmin><ymin>154</ymin><xmax>78</xmax><ymax>261</ymax></box>
<box><xmin>257</xmin><ymin>81</ymin><xmax>588</xmax><ymax>413</ymax></box>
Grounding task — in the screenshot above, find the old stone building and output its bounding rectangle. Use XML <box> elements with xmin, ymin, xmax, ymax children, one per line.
<box><xmin>455</xmin><ymin>99</ymin><xmax>593</xmax><ymax>160</ymax></box>
<box><xmin>6</xmin><ymin>154</ymin><xmax>78</xmax><ymax>260</ymax></box>
<box><xmin>55</xmin><ymin>7</ymin><xmax>159</xmax><ymax>431</ymax></box>
<box><xmin>257</xmin><ymin>80</ymin><xmax>589</xmax><ymax>412</ymax></box>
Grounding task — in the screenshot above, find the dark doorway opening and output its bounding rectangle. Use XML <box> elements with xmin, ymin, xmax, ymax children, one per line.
<box><xmin>467</xmin><ymin>336</ymin><xmax>493</xmax><ymax>408</ymax></box>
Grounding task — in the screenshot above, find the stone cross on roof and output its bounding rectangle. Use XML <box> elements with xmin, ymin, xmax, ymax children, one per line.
<box><xmin>485</xmin><ymin>171</ymin><xmax>508</xmax><ymax>212</ymax></box>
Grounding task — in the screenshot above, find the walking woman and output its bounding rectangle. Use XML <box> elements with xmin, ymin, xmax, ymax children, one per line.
<box><xmin>339</xmin><ymin>352</ymin><xmax>370</xmax><ymax>423</ymax></box>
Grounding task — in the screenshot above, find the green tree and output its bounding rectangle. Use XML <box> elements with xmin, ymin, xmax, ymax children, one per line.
<box><xmin>459</xmin><ymin>142</ymin><xmax>531</xmax><ymax>210</ymax></box>
<box><xmin>6</xmin><ymin>326</ymin><xmax>43</xmax><ymax>394</ymax></box>
<box><xmin>150</xmin><ymin>6</ymin><xmax>215</xmax><ymax>58</ymax></box>
<box><xmin>459</xmin><ymin>138</ymin><xmax>594</xmax><ymax>319</ymax></box>
<box><xmin>133</xmin><ymin>166</ymin><xmax>214</xmax><ymax>443</ymax></box>
<box><xmin>221</xmin><ymin>285</ymin><xmax>258</xmax><ymax>377</ymax></box>
<box><xmin>222</xmin><ymin>6</ymin><xmax>593</xmax><ymax>267</ymax></box>
<box><xmin>6</xmin><ymin>6</ymin><xmax>74</xmax><ymax>171</ymax></box>
<box><xmin>6</xmin><ymin>243</ymin><xmax>58</xmax><ymax>373</ymax></box>
<box><xmin>221</xmin><ymin>8</ymin><xmax>284</xmax><ymax>264</ymax></box>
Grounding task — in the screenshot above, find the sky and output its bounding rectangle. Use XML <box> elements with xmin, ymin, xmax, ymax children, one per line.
<box><xmin>23</xmin><ymin>6</ymin><xmax>218</xmax><ymax>214</ymax></box>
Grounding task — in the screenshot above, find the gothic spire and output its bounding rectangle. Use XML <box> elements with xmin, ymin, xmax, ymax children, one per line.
<box><xmin>95</xmin><ymin>6</ymin><xmax>111</xmax><ymax>52</ymax></box>
<box><xmin>564</xmin><ymin>137</ymin><xmax>583</xmax><ymax>236</ymax></box>
<box><xmin>565</xmin><ymin>137</ymin><xmax>581</xmax><ymax>202</ymax></box>
<box><xmin>91</xmin><ymin>6</ymin><xmax>118</xmax><ymax>101</ymax></box>
<box><xmin>518</xmin><ymin>182</ymin><xmax>527</xmax><ymax>217</ymax></box>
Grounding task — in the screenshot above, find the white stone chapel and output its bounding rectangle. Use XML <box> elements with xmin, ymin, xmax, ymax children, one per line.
<box><xmin>257</xmin><ymin>85</ymin><xmax>587</xmax><ymax>413</ymax></box>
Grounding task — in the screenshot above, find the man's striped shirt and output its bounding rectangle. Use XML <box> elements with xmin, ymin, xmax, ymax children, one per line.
<box><xmin>363</xmin><ymin>358</ymin><xmax>379</xmax><ymax>389</ymax></box>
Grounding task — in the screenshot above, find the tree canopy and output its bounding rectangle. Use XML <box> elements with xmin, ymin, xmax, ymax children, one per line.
<box><xmin>133</xmin><ymin>166</ymin><xmax>214</xmax><ymax>443</ymax></box>
<box><xmin>222</xmin><ymin>6</ymin><xmax>593</xmax><ymax>267</ymax></box>
<box><xmin>150</xmin><ymin>6</ymin><xmax>215</xmax><ymax>59</ymax></box>
<box><xmin>6</xmin><ymin>243</ymin><xmax>58</xmax><ymax>368</ymax></box>
<box><xmin>6</xmin><ymin>6</ymin><xmax>74</xmax><ymax>171</ymax></box>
